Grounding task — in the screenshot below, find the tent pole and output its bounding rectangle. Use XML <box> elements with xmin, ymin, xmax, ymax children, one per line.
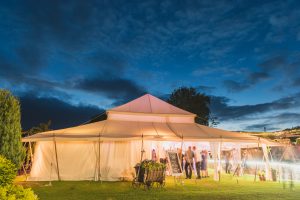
<box><xmin>93</xmin><ymin>142</ymin><xmax>97</xmax><ymax>180</ymax></box>
<box><xmin>140</xmin><ymin>134</ymin><xmax>144</xmax><ymax>162</ymax></box>
<box><xmin>98</xmin><ymin>135</ymin><xmax>101</xmax><ymax>182</ymax></box>
<box><xmin>97</xmin><ymin>121</ymin><xmax>107</xmax><ymax>182</ymax></box>
<box><xmin>219</xmin><ymin>137</ymin><xmax>223</xmax><ymax>182</ymax></box>
<box><xmin>29</xmin><ymin>141</ymin><xmax>33</xmax><ymax>163</ymax></box>
<box><xmin>53</xmin><ymin>134</ymin><xmax>61</xmax><ymax>181</ymax></box>
<box><xmin>22</xmin><ymin>163</ymin><xmax>28</xmax><ymax>181</ymax></box>
<box><xmin>21</xmin><ymin>142</ymin><xmax>28</xmax><ymax>181</ymax></box>
<box><xmin>254</xmin><ymin>138</ymin><xmax>260</xmax><ymax>182</ymax></box>
<box><xmin>180</xmin><ymin>135</ymin><xmax>183</xmax><ymax>161</ymax></box>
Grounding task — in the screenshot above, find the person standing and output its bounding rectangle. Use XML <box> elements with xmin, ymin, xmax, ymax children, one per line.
<box><xmin>185</xmin><ymin>146</ymin><xmax>194</xmax><ymax>179</ymax></box>
<box><xmin>193</xmin><ymin>146</ymin><xmax>201</xmax><ymax>179</ymax></box>
<box><xmin>177</xmin><ymin>148</ymin><xmax>184</xmax><ymax>171</ymax></box>
<box><xmin>201</xmin><ymin>150</ymin><xmax>208</xmax><ymax>178</ymax></box>
<box><xmin>151</xmin><ymin>149</ymin><xmax>157</xmax><ymax>162</ymax></box>
<box><xmin>225</xmin><ymin>152</ymin><xmax>230</xmax><ymax>174</ymax></box>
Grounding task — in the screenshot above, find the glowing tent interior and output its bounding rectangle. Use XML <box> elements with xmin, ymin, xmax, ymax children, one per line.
<box><xmin>22</xmin><ymin>94</ymin><xmax>274</xmax><ymax>181</ymax></box>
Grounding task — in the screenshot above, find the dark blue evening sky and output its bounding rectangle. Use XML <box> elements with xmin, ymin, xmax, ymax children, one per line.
<box><xmin>0</xmin><ymin>0</ymin><xmax>299</xmax><ymax>131</ymax></box>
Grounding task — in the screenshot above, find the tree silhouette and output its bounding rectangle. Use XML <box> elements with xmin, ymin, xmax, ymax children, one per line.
<box><xmin>167</xmin><ymin>87</ymin><xmax>211</xmax><ymax>126</ymax></box>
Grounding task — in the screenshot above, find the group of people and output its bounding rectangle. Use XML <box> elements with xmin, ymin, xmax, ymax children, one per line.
<box><xmin>150</xmin><ymin>146</ymin><xmax>209</xmax><ymax>179</ymax></box>
<box><xmin>178</xmin><ymin>146</ymin><xmax>209</xmax><ymax>179</ymax></box>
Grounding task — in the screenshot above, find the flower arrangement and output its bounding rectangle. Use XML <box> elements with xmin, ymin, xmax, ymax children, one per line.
<box><xmin>141</xmin><ymin>160</ymin><xmax>166</xmax><ymax>171</ymax></box>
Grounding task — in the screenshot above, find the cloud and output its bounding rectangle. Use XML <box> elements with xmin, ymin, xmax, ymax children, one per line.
<box><xmin>223</xmin><ymin>54</ymin><xmax>299</xmax><ymax>92</ymax></box>
<box><xmin>223</xmin><ymin>70</ymin><xmax>270</xmax><ymax>92</ymax></box>
<box><xmin>223</xmin><ymin>80</ymin><xmax>250</xmax><ymax>92</ymax></box>
<box><xmin>269</xmin><ymin>15</ymin><xmax>289</xmax><ymax>28</ymax></box>
<box><xmin>270</xmin><ymin>112</ymin><xmax>300</xmax><ymax>121</ymax></box>
<box><xmin>258</xmin><ymin>55</ymin><xmax>286</xmax><ymax>70</ymax></box>
<box><xmin>243</xmin><ymin>112</ymin><xmax>300</xmax><ymax>131</ymax></box>
<box><xmin>292</xmin><ymin>78</ymin><xmax>300</xmax><ymax>86</ymax></box>
<box><xmin>210</xmin><ymin>94</ymin><xmax>300</xmax><ymax>131</ymax></box>
<box><xmin>257</xmin><ymin>54</ymin><xmax>300</xmax><ymax>90</ymax></box>
<box><xmin>210</xmin><ymin>92</ymin><xmax>300</xmax><ymax>120</ymax></box>
<box><xmin>20</xmin><ymin>94</ymin><xmax>104</xmax><ymax>130</ymax></box>
<box><xmin>74</xmin><ymin>76</ymin><xmax>146</xmax><ymax>104</ymax></box>
<box><xmin>0</xmin><ymin>0</ymin><xmax>299</xmax><ymax>132</ymax></box>
<box><xmin>85</xmin><ymin>50</ymin><xmax>127</xmax><ymax>75</ymax></box>
<box><xmin>248</xmin><ymin>72</ymin><xmax>270</xmax><ymax>83</ymax></box>
<box><xmin>196</xmin><ymin>85</ymin><xmax>216</xmax><ymax>93</ymax></box>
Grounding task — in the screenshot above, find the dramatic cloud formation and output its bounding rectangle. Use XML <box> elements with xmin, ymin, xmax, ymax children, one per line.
<box><xmin>0</xmin><ymin>0</ymin><xmax>299</xmax><ymax>131</ymax></box>
<box><xmin>74</xmin><ymin>76</ymin><xmax>146</xmax><ymax>104</ymax></box>
<box><xmin>210</xmin><ymin>93</ymin><xmax>300</xmax><ymax>131</ymax></box>
<box><xmin>20</xmin><ymin>94</ymin><xmax>104</xmax><ymax>130</ymax></box>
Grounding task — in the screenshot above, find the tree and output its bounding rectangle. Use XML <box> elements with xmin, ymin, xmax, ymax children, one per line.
<box><xmin>167</xmin><ymin>87</ymin><xmax>211</xmax><ymax>126</ymax></box>
<box><xmin>25</xmin><ymin>120</ymin><xmax>52</xmax><ymax>136</ymax></box>
<box><xmin>209</xmin><ymin>116</ymin><xmax>220</xmax><ymax>127</ymax></box>
<box><xmin>0</xmin><ymin>90</ymin><xmax>25</xmax><ymax>167</ymax></box>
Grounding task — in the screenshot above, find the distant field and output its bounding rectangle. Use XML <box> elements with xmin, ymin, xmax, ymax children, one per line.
<box><xmin>18</xmin><ymin>174</ymin><xmax>300</xmax><ymax>200</ymax></box>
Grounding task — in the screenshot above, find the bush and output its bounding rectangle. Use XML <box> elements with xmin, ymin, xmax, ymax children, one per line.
<box><xmin>0</xmin><ymin>155</ymin><xmax>39</xmax><ymax>199</ymax></box>
<box><xmin>0</xmin><ymin>185</ymin><xmax>38</xmax><ymax>200</ymax></box>
<box><xmin>0</xmin><ymin>89</ymin><xmax>25</xmax><ymax>168</ymax></box>
<box><xmin>0</xmin><ymin>155</ymin><xmax>17</xmax><ymax>186</ymax></box>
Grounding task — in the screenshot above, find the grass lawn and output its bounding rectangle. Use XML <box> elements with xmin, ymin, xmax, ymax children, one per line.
<box><xmin>18</xmin><ymin>174</ymin><xmax>299</xmax><ymax>200</ymax></box>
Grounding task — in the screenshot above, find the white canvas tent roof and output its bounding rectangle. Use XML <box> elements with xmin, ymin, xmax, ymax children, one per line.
<box><xmin>108</xmin><ymin>94</ymin><xmax>195</xmax><ymax>115</ymax></box>
<box><xmin>22</xmin><ymin>94</ymin><xmax>274</xmax><ymax>145</ymax></box>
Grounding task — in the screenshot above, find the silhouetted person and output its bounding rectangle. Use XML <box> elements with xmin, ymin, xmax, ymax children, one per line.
<box><xmin>185</xmin><ymin>146</ymin><xmax>194</xmax><ymax>179</ymax></box>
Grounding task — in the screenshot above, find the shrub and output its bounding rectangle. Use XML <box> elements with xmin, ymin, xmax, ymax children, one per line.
<box><xmin>0</xmin><ymin>89</ymin><xmax>25</xmax><ymax>168</ymax></box>
<box><xmin>0</xmin><ymin>185</ymin><xmax>38</xmax><ymax>200</ymax></box>
<box><xmin>0</xmin><ymin>155</ymin><xmax>17</xmax><ymax>186</ymax></box>
<box><xmin>0</xmin><ymin>155</ymin><xmax>38</xmax><ymax>199</ymax></box>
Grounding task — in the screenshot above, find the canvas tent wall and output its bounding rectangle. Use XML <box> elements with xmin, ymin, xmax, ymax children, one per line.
<box><xmin>23</xmin><ymin>94</ymin><xmax>274</xmax><ymax>181</ymax></box>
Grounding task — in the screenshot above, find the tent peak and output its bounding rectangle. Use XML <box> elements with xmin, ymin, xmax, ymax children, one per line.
<box><xmin>108</xmin><ymin>93</ymin><xmax>195</xmax><ymax>115</ymax></box>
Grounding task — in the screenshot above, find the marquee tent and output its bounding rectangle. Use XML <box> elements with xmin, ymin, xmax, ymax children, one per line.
<box><xmin>22</xmin><ymin>94</ymin><xmax>274</xmax><ymax>181</ymax></box>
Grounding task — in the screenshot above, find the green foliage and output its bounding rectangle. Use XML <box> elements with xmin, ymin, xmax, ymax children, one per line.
<box><xmin>283</xmin><ymin>126</ymin><xmax>300</xmax><ymax>131</ymax></box>
<box><xmin>25</xmin><ymin>120</ymin><xmax>52</xmax><ymax>136</ymax></box>
<box><xmin>0</xmin><ymin>185</ymin><xmax>38</xmax><ymax>200</ymax></box>
<box><xmin>168</xmin><ymin>87</ymin><xmax>211</xmax><ymax>125</ymax></box>
<box><xmin>0</xmin><ymin>89</ymin><xmax>25</xmax><ymax>167</ymax></box>
<box><xmin>0</xmin><ymin>155</ymin><xmax>38</xmax><ymax>199</ymax></box>
<box><xmin>0</xmin><ymin>155</ymin><xmax>17</xmax><ymax>186</ymax></box>
<box><xmin>141</xmin><ymin>160</ymin><xmax>166</xmax><ymax>171</ymax></box>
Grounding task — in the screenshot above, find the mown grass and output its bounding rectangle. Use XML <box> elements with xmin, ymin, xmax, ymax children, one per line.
<box><xmin>18</xmin><ymin>174</ymin><xmax>299</xmax><ymax>200</ymax></box>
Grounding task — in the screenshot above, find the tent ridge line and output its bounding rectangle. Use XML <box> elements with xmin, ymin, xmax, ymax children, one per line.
<box><xmin>107</xmin><ymin>110</ymin><xmax>196</xmax><ymax>117</ymax></box>
<box><xmin>147</xmin><ymin>94</ymin><xmax>153</xmax><ymax>113</ymax></box>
